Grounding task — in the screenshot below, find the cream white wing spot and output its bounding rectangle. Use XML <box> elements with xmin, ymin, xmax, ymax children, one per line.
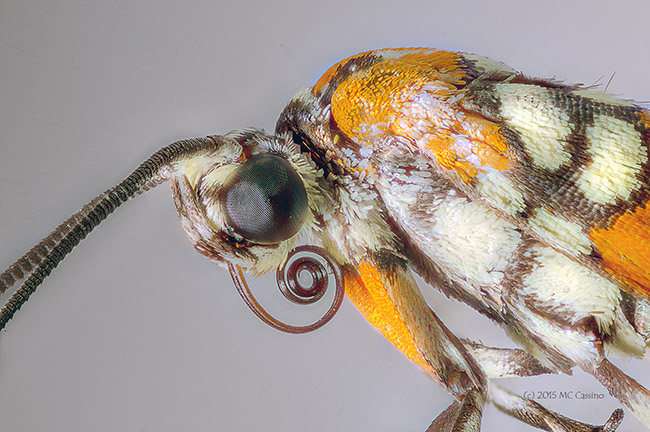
<box><xmin>529</xmin><ymin>209</ymin><xmax>592</xmax><ymax>256</ymax></box>
<box><xmin>577</xmin><ymin>115</ymin><xmax>646</xmax><ymax>204</ymax></box>
<box><xmin>475</xmin><ymin>169</ymin><xmax>525</xmax><ymax>215</ymax></box>
<box><xmin>495</xmin><ymin>84</ymin><xmax>572</xmax><ymax>170</ymax></box>
<box><xmin>523</xmin><ymin>246</ymin><xmax>620</xmax><ymax>332</ymax></box>
<box><xmin>429</xmin><ymin>196</ymin><xmax>521</xmax><ymax>287</ymax></box>
<box><xmin>505</xmin><ymin>302</ymin><xmax>601</xmax><ymax>368</ymax></box>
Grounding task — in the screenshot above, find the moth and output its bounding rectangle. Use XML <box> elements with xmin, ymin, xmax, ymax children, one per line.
<box><xmin>2</xmin><ymin>47</ymin><xmax>650</xmax><ymax>431</ymax></box>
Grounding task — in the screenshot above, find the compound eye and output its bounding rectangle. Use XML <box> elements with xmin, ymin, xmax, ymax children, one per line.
<box><xmin>219</xmin><ymin>154</ymin><xmax>308</xmax><ymax>244</ymax></box>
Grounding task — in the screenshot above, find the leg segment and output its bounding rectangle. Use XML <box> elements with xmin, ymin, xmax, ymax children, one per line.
<box><xmin>464</xmin><ymin>341</ymin><xmax>554</xmax><ymax>378</ymax></box>
<box><xmin>489</xmin><ymin>384</ymin><xmax>623</xmax><ymax>432</ymax></box>
<box><xmin>588</xmin><ymin>358</ymin><xmax>650</xmax><ymax>426</ymax></box>
<box><xmin>343</xmin><ymin>255</ymin><xmax>488</xmax><ymax>431</ymax></box>
<box><xmin>455</xmin><ymin>342</ymin><xmax>623</xmax><ymax>432</ymax></box>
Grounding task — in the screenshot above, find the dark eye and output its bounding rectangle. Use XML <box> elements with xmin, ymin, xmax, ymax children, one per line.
<box><xmin>219</xmin><ymin>154</ymin><xmax>308</xmax><ymax>244</ymax></box>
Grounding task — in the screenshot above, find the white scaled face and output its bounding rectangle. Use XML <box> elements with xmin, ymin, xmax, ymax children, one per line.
<box><xmin>172</xmin><ymin>130</ymin><xmax>333</xmax><ymax>274</ymax></box>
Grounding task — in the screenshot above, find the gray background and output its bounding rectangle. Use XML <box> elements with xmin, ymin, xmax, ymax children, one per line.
<box><xmin>1</xmin><ymin>1</ymin><xmax>649</xmax><ymax>431</ymax></box>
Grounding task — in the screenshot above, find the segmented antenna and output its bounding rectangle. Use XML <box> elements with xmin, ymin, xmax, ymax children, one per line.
<box><xmin>0</xmin><ymin>136</ymin><xmax>219</xmax><ymax>330</ymax></box>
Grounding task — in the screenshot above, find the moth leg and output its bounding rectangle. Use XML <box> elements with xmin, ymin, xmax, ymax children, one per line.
<box><xmin>585</xmin><ymin>357</ymin><xmax>650</xmax><ymax>426</ymax></box>
<box><xmin>426</xmin><ymin>388</ymin><xmax>484</xmax><ymax>432</ymax></box>
<box><xmin>489</xmin><ymin>384</ymin><xmax>624</xmax><ymax>432</ymax></box>
<box><xmin>463</xmin><ymin>342</ymin><xmax>624</xmax><ymax>431</ymax></box>
<box><xmin>423</xmin><ymin>361</ymin><xmax>622</xmax><ymax>432</ymax></box>
<box><xmin>343</xmin><ymin>255</ymin><xmax>488</xmax><ymax>432</ymax></box>
<box><xmin>425</xmin><ymin>401</ymin><xmax>462</xmax><ymax>432</ymax></box>
<box><xmin>463</xmin><ymin>341</ymin><xmax>555</xmax><ymax>378</ymax></box>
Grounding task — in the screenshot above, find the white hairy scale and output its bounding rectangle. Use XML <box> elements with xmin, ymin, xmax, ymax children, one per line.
<box><xmin>523</xmin><ymin>245</ymin><xmax>620</xmax><ymax>331</ymax></box>
<box><xmin>174</xmin><ymin>138</ymin><xmax>243</xmax><ymax>188</ymax></box>
<box><xmin>428</xmin><ymin>195</ymin><xmax>521</xmax><ymax>287</ymax></box>
<box><xmin>528</xmin><ymin>209</ymin><xmax>592</xmax><ymax>256</ymax></box>
<box><xmin>577</xmin><ymin>115</ymin><xmax>646</xmax><ymax>204</ymax></box>
<box><xmin>495</xmin><ymin>83</ymin><xmax>572</xmax><ymax>170</ymax></box>
<box><xmin>475</xmin><ymin>169</ymin><xmax>525</xmax><ymax>215</ymax></box>
<box><xmin>196</xmin><ymin>164</ymin><xmax>238</xmax><ymax>229</ymax></box>
<box><xmin>322</xmin><ymin>176</ymin><xmax>397</xmax><ymax>264</ymax></box>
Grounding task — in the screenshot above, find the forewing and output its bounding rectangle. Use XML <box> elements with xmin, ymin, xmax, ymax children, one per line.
<box><xmin>318</xmin><ymin>48</ymin><xmax>650</xmax><ymax>298</ymax></box>
<box><xmin>460</xmin><ymin>81</ymin><xmax>650</xmax><ymax>298</ymax></box>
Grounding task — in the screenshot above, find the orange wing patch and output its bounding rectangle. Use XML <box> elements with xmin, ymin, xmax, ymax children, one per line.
<box><xmin>331</xmin><ymin>50</ymin><xmax>465</xmax><ymax>142</ymax></box>
<box><xmin>343</xmin><ymin>261</ymin><xmax>437</xmax><ymax>378</ymax></box>
<box><xmin>420</xmin><ymin>115</ymin><xmax>512</xmax><ymax>182</ymax></box>
<box><xmin>591</xmin><ymin>198</ymin><xmax>650</xmax><ymax>298</ymax></box>
<box><xmin>313</xmin><ymin>48</ymin><xmax>461</xmax><ymax>98</ymax></box>
<box><xmin>328</xmin><ymin>49</ymin><xmax>512</xmax><ymax>182</ymax></box>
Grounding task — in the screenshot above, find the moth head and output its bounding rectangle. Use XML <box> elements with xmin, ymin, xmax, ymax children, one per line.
<box><xmin>172</xmin><ymin>129</ymin><xmax>331</xmax><ymax>273</ymax></box>
<box><xmin>0</xmin><ymin>130</ymin><xmax>339</xmax><ymax>332</ymax></box>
